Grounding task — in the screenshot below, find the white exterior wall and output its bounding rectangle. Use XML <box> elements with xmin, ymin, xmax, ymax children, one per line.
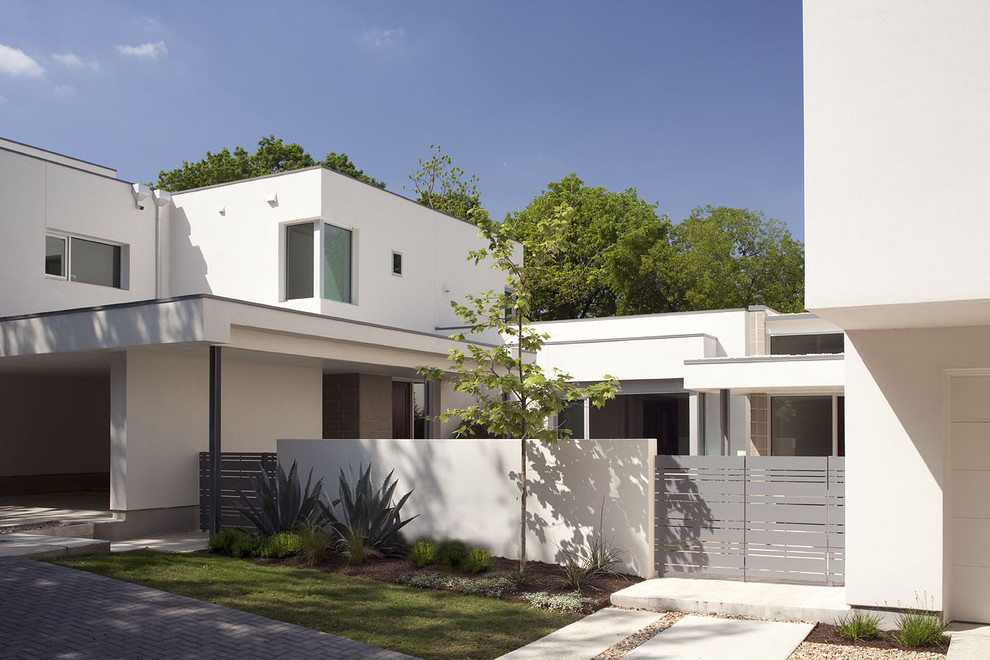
<box><xmin>170</xmin><ymin>168</ymin><xmax>504</xmax><ymax>338</ymax></box>
<box><xmin>842</xmin><ymin>326</ymin><xmax>990</xmax><ymax>610</ymax></box>
<box><xmin>0</xmin><ymin>147</ymin><xmax>157</xmax><ymax>317</ymax></box>
<box><xmin>804</xmin><ymin>0</ymin><xmax>990</xmax><ymax>313</ymax></box>
<box><xmin>280</xmin><ymin>437</ymin><xmax>656</xmax><ymax>577</ymax></box>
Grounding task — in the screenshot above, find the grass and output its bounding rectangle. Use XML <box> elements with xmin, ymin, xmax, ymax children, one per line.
<box><xmin>836</xmin><ymin>610</ymin><xmax>883</xmax><ymax>641</ymax></box>
<box><xmin>50</xmin><ymin>550</ymin><xmax>580</xmax><ymax>660</ymax></box>
<box><xmin>895</xmin><ymin>610</ymin><xmax>947</xmax><ymax>648</ymax></box>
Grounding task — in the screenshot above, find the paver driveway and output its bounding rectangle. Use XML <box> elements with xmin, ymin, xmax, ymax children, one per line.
<box><xmin>0</xmin><ymin>557</ymin><xmax>419</xmax><ymax>659</ymax></box>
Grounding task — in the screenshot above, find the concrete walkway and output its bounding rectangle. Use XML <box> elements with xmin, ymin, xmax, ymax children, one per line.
<box><xmin>623</xmin><ymin>615</ymin><xmax>812</xmax><ymax>660</ymax></box>
<box><xmin>947</xmin><ymin>623</ymin><xmax>990</xmax><ymax>659</ymax></box>
<box><xmin>0</xmin><ymin>556</ymin><xmax>418</xmax><ymax>659</ymax></box>
<box><xmin>498</xmin><ymin>608</ymin><xmax>664</xmax><ymax>659</ymax></box>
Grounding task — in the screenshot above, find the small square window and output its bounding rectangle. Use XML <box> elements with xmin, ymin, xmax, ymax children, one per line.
<box><xmin>392</xmin><ymin>251</ymin><xmax>403</xmax><ymax>276</ymax></box>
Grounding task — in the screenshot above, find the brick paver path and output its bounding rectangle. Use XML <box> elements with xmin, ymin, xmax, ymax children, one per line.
<box><xmin>0</xmin><ymin>557</ymin><xmax>419</xmax><ymax>659</ymax></box>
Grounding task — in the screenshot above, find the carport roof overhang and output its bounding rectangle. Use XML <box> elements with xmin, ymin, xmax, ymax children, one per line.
<box><xmin>682</xmin><ymin>354</ymin><xmax>845</xmax><ymax>395</ymax></box>
<box><xmin>0</xmin><ymin>294</ymin><xmax>482</xmax><ymax>377</ymax></box>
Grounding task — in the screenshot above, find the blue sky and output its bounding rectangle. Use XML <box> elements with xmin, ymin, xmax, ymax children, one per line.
<box><xmin>0</xmin><ymin>1</ymin><xmax>805</xmax><ymax>238</ymax></box>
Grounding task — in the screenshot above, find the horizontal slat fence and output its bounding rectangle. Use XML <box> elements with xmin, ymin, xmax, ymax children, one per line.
<box><xmin>657</xmin><ymin>455</ymin><xmax>844</xmax><ymax>585</ymax></box>
<box><xmin>199</xmin><ymin>452</ymin><xmax>277</xmax><ymax>531</ymax></box>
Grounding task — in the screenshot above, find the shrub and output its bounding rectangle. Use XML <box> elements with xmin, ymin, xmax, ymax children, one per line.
<box><xmin>323</xmin><ymin>464</ymin><xmax>417</xmax><ymax>563</ymax></box>
<box><xmin>394</xmin><ymin>573</ymin><xmax>515</xmax><ymax>598</ymax></box>
<box><xmin>521</xmin><ymin>591</ymin><xmax>595</xmax><ymax>613</ymax></box>
<box><xmin>560</xmin><ymin>534</ymin><xmax>623</xmax><ymax>590</ymax></box>
<box><xmin>895</xmin><ymin>611</ymin><xmax>946</xmax><ymax>648</ymax></box>
<box><xmin>460</xmin><ymin>547</ymin><xmax>493</xmax><ymax>573</ymax></box>
<box><xmin>298</xmin><ymin>524</ymin><xmax>330</xmax><ymax>566</ymax></box>
<box><xmin>407</xmin><ymin>539</ymin><xmax>438</xmax><ymax>567</ymax></box>
<box><xmin>836</xmin><ymin>611</ymin><xmax>884</xmax><ymax>641</ymax></box>
<box><xmin>259</xmin><ymin>531</ymin><xmax>303</xmax><ymax>558</ymax></box>
<box><xmin>230</xmin><ymin>531</ymin><xmax>261</xmax><ymax>558</ymax></box>
<box><xmin>208</xmin><ymin>527</ymin><xmax>248</xmax><ymax>553</ymax></box>
<box><xmin>235</xmin><ymin>460</ymin><xmax>327</xmax><ymax>537</ymax></box>
<box><xmin>436</xmin><ymin>540</ymin><xmax>467</xmax><ymax>569</ymax></box>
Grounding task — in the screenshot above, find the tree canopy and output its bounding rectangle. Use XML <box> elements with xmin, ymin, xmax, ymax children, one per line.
<box><xmin>510</xmin><ymin>175</ymin><xmax>805</xmax><ymax>319</ymax></box>
<box><xmin>152</xmin><ymin>135</ymin><xmax>385</xmax><ymax>192</ymax></box>
<box><xmin>405</xmin><ymin>144</ymin><xmax>482</xmax><ymax>223</ymax></box>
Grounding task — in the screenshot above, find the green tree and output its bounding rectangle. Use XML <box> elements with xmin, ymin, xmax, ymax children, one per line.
<box><xmin>405</xmin><ymin>144</ymin><xmax>482</xmax><ymax>222</ymax></box>
<box><xmin>418</xmin><ymin>205</ymin><xmax>619</xmax><ymax>572</ymax></box>
<box><xmin>510</xmin><ymin>174</ymin><xmax>674</xmax><ymax>320</ymax></box>
<box><xmin>153</xmin><ymin>135</ymin><xmax>385</xmax><ymax>192</ymax></box>
<box><xmin>668</xmin><ymin>206</ymin><xmax>805</xmax><ymax>312</ymax></box>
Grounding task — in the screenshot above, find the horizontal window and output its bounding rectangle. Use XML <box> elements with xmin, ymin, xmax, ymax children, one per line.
<box><xmin>45</xmin><ymin>234</ymin><xmax>122</xmax><ymax>288</ymax></box>
<box><xmin>769</xmin><ymin>333</ymin><xmax>843</xmax><ymax>355</ymax></box>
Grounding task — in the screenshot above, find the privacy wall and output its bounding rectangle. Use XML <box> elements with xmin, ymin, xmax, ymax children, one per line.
<box><xmin>279</xmin><ymin>437</ymin><xmax>655</xmax><ymax>577</ymax></box>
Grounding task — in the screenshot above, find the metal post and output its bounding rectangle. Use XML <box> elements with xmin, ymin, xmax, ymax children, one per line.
<box><xmin>209</xmin><ymin>345</ymin><xmax>222</xmax><ymax>535</ymax></box>
<box><xmin>720</xmin><ymin>388</ymin><xmax>730</xmax><ymax>456</ymax></box>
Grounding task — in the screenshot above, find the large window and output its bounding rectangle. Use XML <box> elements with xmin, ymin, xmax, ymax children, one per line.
<box><xmin>770</xmin><ymin>333</ymin><xmax>844</xmax><ymax>355</ymax></box>
<box><xmin>285</xmin><ymin>221</ymin><xmax>352</xmax><ymax>303</ymax></box>
<box><xmin>771</xmin><ymin>396</ymin><xmax>843</xmax><ymax>456</ymax></box>
<box><xmin>45</xmin><ymin>234</ymin><xmax>122</xmax><ymax>288</ymax></box>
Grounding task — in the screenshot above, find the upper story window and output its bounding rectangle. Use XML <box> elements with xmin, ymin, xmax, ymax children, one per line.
<box><xmin>391</xmin><ymin>251</ymin><xmax>403</xmax><ymax>276</ymax></box>
<box><xmin>45</xmin><ymin>233</ymin><xmax>122</xmax><ymax>288</ymax></box>
<box><xmin>285</xmin><ymin>221</ymin><xmax>353</xmax><ymax>303</ymax></box>
<box><xmin>769</xmin><ymin>332</ymin><xmax>844</xmax><ymax>355</ymax></box>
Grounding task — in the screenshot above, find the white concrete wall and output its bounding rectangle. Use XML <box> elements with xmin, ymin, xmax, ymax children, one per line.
<box><xmin>683</xmin><ymin>356</ymin><xmax>844</xmax><ymax>394</ymax></box>
<box><xmin>804</xmin><ymin>0</ymin><xmax>990</xmax><ymax>312</ymax></box>
<box><xmin>765</xmin><ymin>314</ymin><xmax>842</xmax><ymax>338</ymax></box>
<box><xmin>170</xmin><ymin>168</ymin><xmax>505</xmax><ymax>340</ymax></box>
<box><xmin>0</xmin><ymin>374</ymin><xmax>108</xmax><ymax>476</ymax></box>
<box><xmin>843</xmin><ymin>326</ymin><xmax>990</xmax><ymax>611</ymax></box>
<box><xmin>111</xmin><ymin>350</ymin><xmax>322</xmax><ymax>511</ymax></box>
<box><xmin>280</xmin><ymin>437</ymin><xmax>656</xmax><ymax>577</ymax></box>
<box><xmin>0</xmin><ymin>147</ymin><xmax>156</xmax><ymax>317</ymax></box>
<box><xmin>539</xmin><ymin>335</ymin><xmax>714</xmax><ymax>383</ymax></box>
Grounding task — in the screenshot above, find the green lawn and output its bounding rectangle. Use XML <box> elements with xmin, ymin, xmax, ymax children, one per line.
<box><xmin>51</xmin><ymin>551</ymin><xmax>580</xmax><ymax>660</ymax></box>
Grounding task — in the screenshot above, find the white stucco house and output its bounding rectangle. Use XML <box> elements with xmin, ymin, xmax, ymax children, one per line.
<box><xmin>803</xmin><ymin>0</ymin><xmax>990</xmax><ymax>624</ymax></box>
<box><xmin>0</xmin><ymin>136</ymin><xmax>502</xmax><ymax>538</ymax></box>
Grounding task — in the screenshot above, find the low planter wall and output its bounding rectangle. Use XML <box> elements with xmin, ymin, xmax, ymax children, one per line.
<box><xmin>278</xmin><ymin>437</ymin><xmax>655</xmax><ymax>578</ymax></box>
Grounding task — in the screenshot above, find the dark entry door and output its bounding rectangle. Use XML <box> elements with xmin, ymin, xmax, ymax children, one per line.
<box><xmin>392</xmin><ymin>381</ymin><xmax>411</xmax><ymax>439</ymax></box>
<box><xmin>645</xmin><ymin>399</ymin><xmax>680</xmax><ymax>455</ymax></box>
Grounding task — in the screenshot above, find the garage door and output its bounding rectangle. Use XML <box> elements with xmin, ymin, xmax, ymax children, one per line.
<box><xmin>949</xmin><ymin>375</ymin><xmax>990</xmax><ymax>623</ymax></box>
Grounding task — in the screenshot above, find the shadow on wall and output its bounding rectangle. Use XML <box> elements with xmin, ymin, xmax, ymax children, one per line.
<box><xmin>168</xmin><ymin>207</ymin><xmax>211</xmax><ymax>298</ymax></box>
<box><xmin>517</xmin><ymin>438</ymin><xmax>653</xmax><ymax>576</ymax></box>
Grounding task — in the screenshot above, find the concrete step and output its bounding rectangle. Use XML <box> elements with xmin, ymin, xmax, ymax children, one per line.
<box><xmin>0</xmin><ymin>532</ymin><xmax>110</xmax><ymax>559</ymax></box>
<box><xmin>623</xmin><ymin>615</ymin><xmax>813</xmax><ymax>660</ymax></box>
<box><xmin>612</xmin><ymin>577</ymin><xmax>900</xmax><ymax>629</ymax></box>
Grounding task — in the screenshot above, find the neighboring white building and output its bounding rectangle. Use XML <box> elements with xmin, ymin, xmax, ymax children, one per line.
<box><xmin>805</xmin><ymin>0</ymin><xmax>990</xmax><ymax>623</ymax></box>
<box><xmin>0</xmin><ymin>137</ymin><xmax>502</xmax><ymax>538</ymax></box>
<box><xmin>535</xmin><ymin>307</ymin><xmax>844</xmax><ymax>458</ymax></box>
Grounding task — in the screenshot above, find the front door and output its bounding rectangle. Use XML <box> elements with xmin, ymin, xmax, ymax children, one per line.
<box><xmin>391</xmin><ymin>381</ymin><xmax>411</xmax><ymax>439</ymax></box>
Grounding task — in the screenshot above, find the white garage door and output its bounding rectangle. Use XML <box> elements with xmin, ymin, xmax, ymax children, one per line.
<box><xmin>950</xmin><ymin>375</ymin><xmax>990</xmax><ymax>623</ymax></box>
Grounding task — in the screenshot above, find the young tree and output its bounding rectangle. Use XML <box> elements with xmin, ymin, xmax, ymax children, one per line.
<box><xmin>405</xmin><ymin>144</ymin><xmax>483</xmax><ymax>222</ymax></box>
<box><xmin>153</xmin><ymin>135</ymin><xmax>385</xmax><ymax>192</ymax></box>
<box><xmin>418</xmin><ymin>205</ymin><xmax>619</xmax><ymax>572</ymax></box>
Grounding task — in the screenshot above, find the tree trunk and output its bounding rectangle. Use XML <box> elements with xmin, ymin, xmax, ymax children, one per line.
<box><xmin>520</xmin><ymin>435</ymin><xmax>527</xmax><ymax>573</ymax></box>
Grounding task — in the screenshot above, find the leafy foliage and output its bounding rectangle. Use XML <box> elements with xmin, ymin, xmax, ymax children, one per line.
<box><xmin>230</xmin><ymin>531</ymin><xmax>261</xmax><ymax>558</ymax></box>
<box><xmin>323</xmin><ymin>464</ymin><xmax>417</xmax><ymax>563</ymax></box>
<box><xmin>395</xmin><ymin>573</ymin><xmax>516</xmax><ymax>598</ymax></box>
<box><xmin>405</xmin><ymin>144</ymin><xmax>482</xmax><ymax>222</ymax></box>
<box><xmin>521</xmin><ymin>591</ymin><xmax>595</xmax><ymax>613</ymax></box>
<box><xmin>460</xmin><ymin>547</ymin><xmax>493</xmax><ymax>574</ymax></box>
<box><xmin>407</xmin><ymin>539</ymin><xmax>438</xmax><ymax>567</ymax></box>
<box><xmin>836</xmin><ymin>611</ymin><xmax>884</xmax><ymax>642</ymax></box>
<box><xmin>234</xmin><ymin>460</ymin><xmax>327</xmax><ymax>537</ymax></box>
<box><xmin>417</xmin><ymin>204</ymin><xmax>619</xmax><ymax>572</ymax></box>
<box><xmin>153</xmin><ymin>135</ymin><xmax>385</xmax><ymax>192</ymax></box>
<box><xmin>258</xmin><ymin>532</ymin><xmax>303</xmax><ymax>558</ymax></box>
<box><xmin>437</xmin><ymin>540</ymin><xmax>468</xmax><ymax>569</ymax></box>
<box><xmin>510</xmin><ymin>174</ymin><xmax>672</xmax><ymax>320</ymax></box>
<box><xmin>298</xmin><ymin>524</ymin><xmax>330</xmax><ymax>566</ymax></box>
<box><xmin>208</xmin><ymin>527</ymin><xmax>254</xmax><ymax>553</ymax></box>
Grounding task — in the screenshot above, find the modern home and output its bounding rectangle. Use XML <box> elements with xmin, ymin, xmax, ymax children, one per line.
<box><xmin>804</xmin><ymin>0</ymin><xmax>990</xmax><ymax>623</ymax></box>
<box><xmin>535</xmin><ymin>307</ymin><xmax>844</xmax><ymax>459</ymax></box>
<box><xmin>0</xmin><ymin>136</ymin><xmax>505</xmax><ymax>538</ymax></box>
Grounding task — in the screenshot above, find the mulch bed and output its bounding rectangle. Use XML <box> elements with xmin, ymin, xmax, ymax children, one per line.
<box><xmin>254</xmin><ymin>553</ymin><xmax>642</xmax><ymax>612</ymax></box>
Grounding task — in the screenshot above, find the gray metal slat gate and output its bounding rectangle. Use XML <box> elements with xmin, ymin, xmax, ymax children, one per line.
<box><xmin>656</xmin><ymin>455</ymin><xmax>844</xmax><ymax>586</ymax></box>
<box><xmin>199</xmin><ymin>452</ymin><xmax>278</xmax><ymax>531</ymax></box>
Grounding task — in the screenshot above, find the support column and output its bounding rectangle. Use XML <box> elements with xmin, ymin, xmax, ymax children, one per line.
<box><xmin>720</xmin><ymin>388</ymin><xmax>730</xmax><ymax>456</ymax></box>
<box><xmin>209</xmin><ymin>346</ymin><xmax>222</xmax><ymax>535</ymax></box>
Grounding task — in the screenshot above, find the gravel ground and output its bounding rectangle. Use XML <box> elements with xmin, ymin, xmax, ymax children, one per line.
<box><xmin>588</xmin><ymin>609</ymin><xmax>948</xmax><ymax>660</ymax></box>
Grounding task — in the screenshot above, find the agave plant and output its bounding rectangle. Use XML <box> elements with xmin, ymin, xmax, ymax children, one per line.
<box><xmin>235</xmin><ymin>460</ymin><xmax>327</xmax><ymax>537</ymax></box>
<box><xmin>323</xmin><ymin>463</ymin><xmax>417</xmax><ymax>562</ymax></box>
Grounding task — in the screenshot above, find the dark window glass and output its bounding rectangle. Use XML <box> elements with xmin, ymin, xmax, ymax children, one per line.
<box><xmin>771</xmin><ymin>396</ymin><xmax>833</xmax><ymax>456</ymax></box>
<box><xmin>286</xmin><ymin>222</ymin><xmax>315</xmax><ymax>300</ymax></box>
<box><xmin>46</xmin><ymin>235</ymin><xmax>65</xmax><ymax>277</ymax></box>
<box><xmin>70</xmin><ymin>237</ymin><xmax>120</xmax><ymax>288</ymax></box>
<box><xmin>392</xmin><ymin>251</ymin><xmax>402</xmax><ymax>276</ymax></box>
<box><xmin>323</xmin><ymin>225</ymin><xmax>352</xmax><ymax>303</ymax></box>
<box><xmin>770</xmin><ymin>333</ymin><xmax>844</xmax><ymax>355</ymax></box>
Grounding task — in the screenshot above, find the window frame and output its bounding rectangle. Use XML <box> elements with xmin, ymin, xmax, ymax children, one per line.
<box><xmin>282</xmin><ymin>219</ymin><xmax>356</xmax><ymax>304</ymax></box>
<box><xmin>45</xmin><ymin>232</ymin><xmax>124</xmax><ymax>289</ymax></box>
<box><xmin>768</xmin><ymin>332</ymin><xmax>844</xmax><ymax>356</ymax></box>
<box><xmin>391</xmin><ymin>250</ymin><xmax>403</xmax><ymax>277</ymax></box>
